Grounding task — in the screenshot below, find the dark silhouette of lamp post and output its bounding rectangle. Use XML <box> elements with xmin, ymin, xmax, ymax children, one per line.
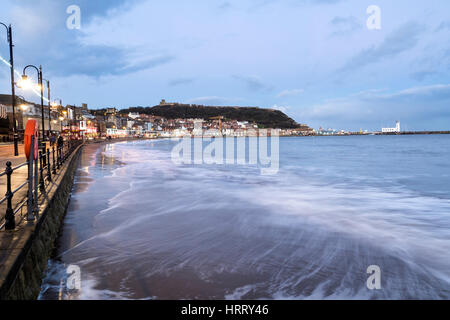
<box><xmin>21</xmin><ymin>65</ymin><xmax>45</xmax><ymax>142</ymax></box>
<box><xmin>0</xmin><ymin>22</ymin><xmax>18</xmax><ymax>156</ymax></box>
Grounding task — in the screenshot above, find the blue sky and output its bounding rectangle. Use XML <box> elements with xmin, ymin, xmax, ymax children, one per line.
<box><xmin>1</xmin><ymin>0</ymin><xmax>450</xmax><ymax>130</ymax></box>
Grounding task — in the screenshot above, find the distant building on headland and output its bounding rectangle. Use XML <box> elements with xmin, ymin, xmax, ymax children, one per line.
<box><xmin>382</xmin><ymin>121</ymin><xmax>400</xmax><ymax>133</ymax></box>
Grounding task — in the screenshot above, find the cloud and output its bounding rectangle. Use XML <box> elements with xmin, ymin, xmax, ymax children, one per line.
<box><xmin>168</xmin><ymin>78</ymin><xmax>195</xmax><ymax>86</ymax></box>
<box><xmin>340</xmin><ymin>22</ymin><xmax>423</xmax><ymax>72</ymax></box>
<box><xmin>298</xmin><ymin>84</ymin><xmax>450</xmax><ymax>130</ymax></box>
<box><xmin>277</xmin><ymin>88</ymin><xmax>304</xmax><ymax>98</ymax></box>
<box><xmin>330</xmin><ymin>16</ymin><xmax>362</xmax><ymax>36</ymax></box>
<box><xmin>218</xmin><ymin>2</ymin><xmax>232</xmax><ymax>10</ymax></box>
<box><xmin>435</xmin><ymin>21</ymin><xmax>450</xmax><ymax>31</ymax></box>
<box><xmin>186</xmin><ymin>96</ymin><xmax>232</xmax><ymax>106</ymax></box>
<box><xmin>46</xmin><ymin>44</ymin><xmax>174</xmax><ymax>77</ymax></box>
<box><xmin>249</xmin><ymin>0</ymin><xmax>346</xmax><ymax>11</ymax></box>
<box><xmin>232</xmin><ymin>75</ymin><xmax>274</xmax><ymax>92</ymax></box>
<box><xmin>17</xmin><ymin>0</ymin><xmax>143</xmax><ymax>21</ymax></box>
<box><xmin>271</xmin><ymin>104</ymin><xmax>290</xmax><ymax>113</ymax></box>
<box><xmin>5</xmin><ymin>0</ymin><xmax>164</xmax><ymax>78</ymax></box>
<box><xmin>375</xmin><ymin>84</ymin><xmax>450</xmax><ymax>101</ymax></box>
<box><xmin>410</xmin><ymin>70</ymin><xmax>438</xmax><ymax>82</ymax></box>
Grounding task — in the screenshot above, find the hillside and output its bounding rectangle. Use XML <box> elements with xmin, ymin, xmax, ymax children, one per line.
<box><xmin>119</xmin><ymin>103</ymin><xmax>309</xmax><ymax>129</ymax></box>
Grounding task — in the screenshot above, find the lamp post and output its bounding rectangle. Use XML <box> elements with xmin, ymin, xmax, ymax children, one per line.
<box><xmin>52</xmin><ymin>99</ymin><xmax>63</xmax><ymax>133</ymax></box>
<box><xmin>22</xmin><ymin>65</ymin><xmax>45</xmax><ymax>142</ymax></box>
<box><xmin>0</xmin><ymin>22</ymin><xmax>18</xmax><ymax>156</ymax></box>
<box><xmin>43</xmin><ymin>79</ymin><xmax>51</xmax><ymax>135</ymax></box>
<box><xmin>16</xmin><ymin>95</ymin><xmax>29</xmax><ymax>112</ymax></box>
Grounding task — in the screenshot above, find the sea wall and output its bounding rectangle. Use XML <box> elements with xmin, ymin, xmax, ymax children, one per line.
<box><xmin>0</xmin><ymin>145</ymin><xmax>82</xmax><ymax>300</ymax></box>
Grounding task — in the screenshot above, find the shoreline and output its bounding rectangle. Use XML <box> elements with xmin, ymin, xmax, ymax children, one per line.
<box><xmin>86</xmin><ymin>131</ymin><xmax>450</xmax><ymax>142</ymax></box>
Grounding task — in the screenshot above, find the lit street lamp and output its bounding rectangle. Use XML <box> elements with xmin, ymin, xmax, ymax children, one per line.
<box><xmin>51</xmin><ymin>99</ymin><xmax>62</xmax><ymax>109</ymax></box>
<box><xmin>21</xmin><ymin>65</ymin><xmax>45</xmax><ymax>142</ymax></box>
<box><xmin>21</xmin><ymin>65</ymin><xmax>48</xmax><ymax>163</ymax></box>
<box><xmin>16</xmin><ymin>95</ymin><xmax>29</xmax><ymax>112</ymax></box>
<box><xmin>0</xmin><ymin>22</ymin><xmax>18</xmax><ymax>156</ymax></box>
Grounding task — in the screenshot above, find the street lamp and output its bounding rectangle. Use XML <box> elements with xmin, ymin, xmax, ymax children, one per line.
<box><xmin>16</xmin><ymin>95</ymin><xmax>30</xmax><ymax>112</ymax></box>
<box><xmin>21</xmin><ymin>65</ymin><xmax>45</xmax><ymax>142</ymax></box>
<box><xmin>52</xmin><ymin>99</ymin><xmax>63</xmax><ymax>133</ymax></box>
<box><xmin>42</xmin><ymin>79</ymin><xmax>51</xmax><ymax>135</ymax></box>
<box><xmin>0</xmin><ymin>22</ymin><xmax>18</xmax><ymax>156</ymax></box>
<box><xmin>51</xmin><ymin>99</ymin><xmax>62</xmax><ymax>109</ymax></box>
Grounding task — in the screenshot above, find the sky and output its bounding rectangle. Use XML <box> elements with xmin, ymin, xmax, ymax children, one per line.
<box><xmin>1</xmin><ymin>0</ymin><xmax>450</xmax><ymax>131</ymax></box>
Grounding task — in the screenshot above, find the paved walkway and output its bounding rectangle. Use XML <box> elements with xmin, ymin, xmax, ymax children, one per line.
<box><xmin>0</xmin><ymin>143</ymin><xmax>44</xmax><ymax>228</ymax></box>
<box><xmin>0</xmin><ymin>145</ymin><xmax>28</xmax><ymax>228</ymax></box>
<box><xmin>0</xmin><ymin>144</ymin><xmax>26</xmax><ymax>168</ymax></box>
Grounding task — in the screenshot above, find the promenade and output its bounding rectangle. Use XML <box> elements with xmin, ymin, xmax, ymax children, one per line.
<box><xmin>0</xmin><ymin>140</ymin><xmax>83</xmax><ymax>299</ymax></box>
<box><xmin>0</xmin><ymin>144</ymin><xmax>28</xmax><ymax>230</ymax></box>
<box><xmin>0</xmin><ymin>144</ymin><xmax>26</xmax><ymax>167</ymax></box>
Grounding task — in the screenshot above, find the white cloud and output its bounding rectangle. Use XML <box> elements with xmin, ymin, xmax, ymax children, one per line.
<box><xmin>186</xmin><ymin>96</ymin><xmax>232</xmax><ymax>105</ymax></box>
<box><xmin>277</xmin><ymin>89</ymin><xmax>304</xmax><ymax>98</ymax></box>
<box><xmin>271</xmin><ymin>104</ymin><xmax>290</xmax><ymax>113</ymax></box>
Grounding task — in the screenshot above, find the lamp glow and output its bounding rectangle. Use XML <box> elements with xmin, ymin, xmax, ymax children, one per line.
<box><xmin>18</xmin><ymin>76</ymin><xmax>32</xmax><ymax>89</ymax></box>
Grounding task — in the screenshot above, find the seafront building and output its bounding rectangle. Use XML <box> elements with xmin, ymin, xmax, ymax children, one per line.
<box><xmin>0</xmin><ymin>94</ymin><xmax>313</xmax><ymax>141</ymax></box>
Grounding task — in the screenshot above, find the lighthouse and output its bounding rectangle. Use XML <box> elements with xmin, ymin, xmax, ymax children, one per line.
<box><xmin>382</xmin><ymin>121</ymin><xmax>401</xmax><ymax>133</ymax></box>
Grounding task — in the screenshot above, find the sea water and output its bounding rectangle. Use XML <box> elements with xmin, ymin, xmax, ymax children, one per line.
<box><xmin>39</xmin><ymin>135</ymin><xmax>450</xmax><ymax>299</ymax></box>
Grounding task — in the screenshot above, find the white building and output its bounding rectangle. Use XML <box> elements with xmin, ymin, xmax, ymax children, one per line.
<box><xmin>128</xmin><ymin>112</ymin><xmax>140</xmax><ymax>120</ymax></box>
<box><xmin>382</xmin><ymin>121</ymin><xmax>401</xmax><ymax>133</ymax></box>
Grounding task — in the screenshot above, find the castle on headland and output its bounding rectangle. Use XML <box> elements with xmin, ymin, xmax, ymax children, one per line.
<box><xmin>159</xmin><ymin>99</ymin><xmax>177</xmax><ymax>106</ymax></box>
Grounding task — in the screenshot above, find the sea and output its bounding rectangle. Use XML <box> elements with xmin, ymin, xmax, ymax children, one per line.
<box><xmin>39</xmin><ymin>135</ymin><xmax>450</xmax><ymax>299</ymax></box>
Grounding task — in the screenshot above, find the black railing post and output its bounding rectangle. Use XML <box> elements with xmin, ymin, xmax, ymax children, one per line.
<box><xmin>47</xmin><ymin>148</ymin><xmax>52</xmax><ymax>182</ymax></box>
<box><xmin>57</xmin><ymin>147</ymin><xmax>60</xmax><ymax>169</ymax></box>
<box><xmin>42</xmin><ymin>144</ymin><xmax>47</xmax><ymax>167</ymax></box>
<box><xmin>27</xmin><ymin>136</ymin><xmax>35</xmax><ymax>221</ymax></box>
<box><xmin>5</xmin><ymin>161</ymin><xmax>15</xmax><ymax>230</ymax></box>
<box><xmin>33</xmin><ymin>150</ymin><xmax>39</xmax><ymax>216</ymax></box>
<box><xmin>39</xmin><ymin>151</ymin><xmax>45</xmax><ymax>192</ymax></box>
<box><xmin>52</xmin><ymin>147</ymin><xmax>56</xmax><ymax>175</ymax></box>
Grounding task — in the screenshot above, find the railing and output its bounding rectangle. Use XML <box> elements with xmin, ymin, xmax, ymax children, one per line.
<box><xmin>0</xmin><ymin>139</ymin><xmax>82</xmax><ymax>231</ymax></box>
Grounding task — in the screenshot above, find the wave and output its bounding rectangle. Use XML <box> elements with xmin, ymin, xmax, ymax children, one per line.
<box><xmin>40</xmin><ymin>139</ymin><xmax>450</xmax><ymax>299</ymax></box>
